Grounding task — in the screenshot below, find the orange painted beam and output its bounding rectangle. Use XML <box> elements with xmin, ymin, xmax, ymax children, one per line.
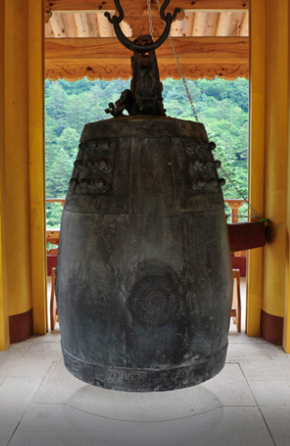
<box><xmin>45</xmin><ymin>0</ymin><xmax>249</xmax><ymax>14</ymax></box>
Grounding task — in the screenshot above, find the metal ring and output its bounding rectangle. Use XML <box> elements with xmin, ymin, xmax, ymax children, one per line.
<box><xmin>105</xmin><ymin>0</ymin><xmax>181</xmax><ymax>53</ymax></box>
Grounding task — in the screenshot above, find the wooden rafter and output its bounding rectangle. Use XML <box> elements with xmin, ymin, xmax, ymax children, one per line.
<box><xmin>205</xmin><ymin>12</ymin><xmax>219</xmax><ymax>36</ymax></box>
<box><xmin>239</xmin><ymin>11</ymin><xmax>248</xmax><ymax>36</ymax></box>
<box><xmin>45</xmin><ymin>36</ymin><xmax>249</xmax><ymax>81</ymax></box>
<box><xmin>192</xmin><ymin>12</ymin><xmax>208</xmax><ymax>36</ymax></box>
<box><xmin>216</xmin><ymin>11</ymin><xmax>234</xmax><ymax>36</ymax></box>
<box><xmin>45</xmin><ymin>36</ymin><xmax>248</xmax><ymax>61</ymax></box>
<box><xmin>44</xmin><ymin>0</ymin><xmax>249</xmax><ymax>14</ymax></box>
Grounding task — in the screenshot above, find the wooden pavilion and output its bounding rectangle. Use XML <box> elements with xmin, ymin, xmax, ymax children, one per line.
<box><xmin>1</xmin><ymin>0</ymin><xmax>290</xmax><ymax>353</ymax></box>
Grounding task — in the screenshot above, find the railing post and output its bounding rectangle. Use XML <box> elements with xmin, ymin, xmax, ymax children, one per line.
<box><xmin>227</xmin><ymin>200</ymin><xmax>244</xmax><ymax>223</ymax></box>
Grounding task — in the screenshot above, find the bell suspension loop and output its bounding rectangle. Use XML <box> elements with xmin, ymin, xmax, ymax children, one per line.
<box><xmin>105</xmin><ymin>0</ymin><xmax>181</xmax><ymax>53</ymax></box>
<box><xmin>105</xmin><ymin>0</ymin><xmax>183</xmax><ymax>117</ymax></box>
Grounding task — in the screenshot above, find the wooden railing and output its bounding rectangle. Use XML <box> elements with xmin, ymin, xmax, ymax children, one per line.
<box><xmin>225</xmin><ymin>199</ymin><xmax>246</xmax><ymax>223</ymax></box>
<box><xmin>225</xmin><ymin>199</ymin><xmax>247</xmax><ymax>258</ymax></box>
<box><xmin>46</xmin><ymin>198</ymin><xmax>247</xmax><ymax>252</ymax></box>
<box><xmin>46</xmin><ymin>198</ymin><xmax>65</xmax><ymax>206</ymax></box>
<box><xmin>46</xmin><ymin>198</ymin><xmax>64</xmax><ymax>252</ymax></box>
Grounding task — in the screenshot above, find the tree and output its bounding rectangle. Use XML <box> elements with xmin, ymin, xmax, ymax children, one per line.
<box><xmin>45</xmin><ymin>77</ymin><xmax>249</xmax><ymax>226</ymax></box>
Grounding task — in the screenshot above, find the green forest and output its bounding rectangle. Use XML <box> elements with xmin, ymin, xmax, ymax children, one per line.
<box><xmin>45</xmin><ymin>77</ymin><xmax>249</xmax><ymax>227</ymax></box>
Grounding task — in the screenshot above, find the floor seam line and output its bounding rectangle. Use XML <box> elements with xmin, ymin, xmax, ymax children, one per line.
<box><xmin>237</xmin><ymin>361</ymin><xmax>278</xmax><ymax>446</ymax></box>
<box><xmin>5</xmin><ymin>360</ymin><xmax>58</xmax><ymax>446</ymax></box>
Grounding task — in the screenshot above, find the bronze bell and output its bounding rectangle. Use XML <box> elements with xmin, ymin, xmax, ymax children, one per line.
<box><xmin>55</xmin><ymin>0</ymin><xmax>232</xmax><ymax>392</ymax></box>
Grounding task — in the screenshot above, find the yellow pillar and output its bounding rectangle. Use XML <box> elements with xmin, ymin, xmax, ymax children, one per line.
<box><xmin>28</xmin><ymin>0</ymin><xmax>48</xmax><ymax>335</ymax></box>
<box><xmin>249</xmin><ymin>0</ymin><xmax>289</xmax><ymax>348</ymax></box>
<box><xmin>0</xmin><ymin>0</ymin><xmax>47</xmax><ymax>349</ymax></box>
<box><xmin>284</xmin><ymin>1</ymin><xmax>290</xmax><ymax>353</ymax></box>
<box><xmin>0</xmin><ymin>0</ymin><xmax>10</xmax><ymax>350</ymax></box>
<box><xmin>263</xmin><ymin>0</ymin><xmax>288</xmax><ymax>346</ymax></box>
<box><xmin>5</xmin><ymin>0</ymin><xmax>32</xmax><ymax>322</ymax></box>
<box><xmin>247</xmin><ymin>0</ymin><xmax>266</xmax><ymax>336</ymax></box>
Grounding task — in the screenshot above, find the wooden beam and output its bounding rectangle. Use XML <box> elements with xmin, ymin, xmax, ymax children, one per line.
<box><xmin>45</xmin><ymin>36</ymin><xmax>249</xmax><ymax>81</ymax></box>
<box><xmin>45</xmin><ymin>36</ymin><xmax>248</xmax><ymax>61</ymax></box>
<box><xmin>44</xmin><ymin>1</ymin><xmax>249</xmax><ymax>13</ymax></box>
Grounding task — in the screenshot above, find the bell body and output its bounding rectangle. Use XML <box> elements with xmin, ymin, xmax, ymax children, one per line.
<box><xmin>56</xmin><ymin>116</ymin><xmax>232</xmax><ymax>392</ymax></box>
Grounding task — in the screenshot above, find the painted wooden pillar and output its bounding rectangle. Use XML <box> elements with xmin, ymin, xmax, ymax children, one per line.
<box><xmin>247</xmin><ymin>0</ymin><xmax>266</xmax><ymax>337</ymax></box>
<box><xmin>0</xmin><ymin>1</ymin><xmax>10</xmax><ymax>350</ymax></box>
<box><xmin>249</xmin><ymin>0</ymin><xmax>289</xmax><ymax>349</ymax></box>
<box><xmin>28</xmin><ymin>0</ymin><xmax>48</xmax><ymax>336</ymax></box>
<box><xmin>0</xmin><ymin>0</ymin><xmax>47</xmax><ymax>350</ymax></box>
<box><xmin>262</xmin><ymin>0</ymin><xmax>289</xmax><ymax>348</ymax></box>
<box><xmin>284</xmin><ymin>2</ymin><xmax>290</xmax><ymax>353</ymax></box>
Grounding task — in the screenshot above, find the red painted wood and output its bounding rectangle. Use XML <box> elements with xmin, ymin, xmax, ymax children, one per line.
<box><xmin>228</xmin><ymin>221</ymin><xmax>266</xmax><ymax>252</ymax></box>
<box><xmin>47</xmin><ymin>255</ymin><xmax>57</xmax><ymax>276</ymax></box>
<box><xmin>9</xmin><ymin>309</ymin><xmax>33</xmax><ymax>344</ymax></box>
<box><xmin>231</xmin><ymin>256</ymin><xmax>246</xmax><ymax>277</ymax></box>
<box><xmin>261</xmin><ymin>310</ymin><xmax>283</xmax><ymax>346</ymax></box>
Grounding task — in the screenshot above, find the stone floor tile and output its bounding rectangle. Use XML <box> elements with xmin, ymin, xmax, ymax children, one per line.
<box><xmin>0</xmin><ymin>377</ymin><xmax>42</xmax><ymax>446</ymax></box>
<box><xmin>6</xmin><ymin>405</ymin><xmax>84</xmax><ymax>446</ymax></box>
<box><xmin>228</xmin><ymin>333</ymin><xmax>266</xmax><ymax>344</ymax></box>
<box><xmin>34</xmin><ymin>363</ymin><xmax>223</xmax><ymax>421</ymax></box>
<box><xmin>202</xmin><ymin>363</ymin><xmax>256</xmax><ymax>406</ymax></box>
<box><xmin>29</xmin><ymin>331</ymin><xmax>61</xmax><ymax>343</ymax></box>
<box><xmin>260</xmin><ymin>405</ymin><xmax>290</xmax><ymax>446</ymax></box>
<box><xmin>32</xmin><ymin>360</ymin><xmax>85</xmax><ymax>405</ymax></box>
<box><xmin>239</xmin><ymin>359</ymin><xmax>290</xmax><ymax>381</ymax></box>
<box><xmin>226</xmin><ymin>342</ymin><xmax>285</xmax><ymax>362</ymax></box>
<box><xmin>0</xmin><ymin>350</ymin><xmax>56</xmax><ymax>380</ymax></box>
<box><xmin>7</xmin><ymin>404</ymin><xmax>274</xmax><ymax>446</ymax></box>
<box><xmin>0</xmin><ymin>341</ymin><xmax>35</xmax><ymax>357</ymax></box>
<box><xmin>22</xmin><ymin>339</ymin><xmax>62</xmax><ymax>361</ymax></box>
<box><xmin>248</xmin><ymin>380</ymin><xmax>290</xmax><ymax>406</ymax></box>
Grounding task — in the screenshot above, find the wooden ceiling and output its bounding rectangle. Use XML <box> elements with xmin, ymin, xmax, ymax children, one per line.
<box><xmin>45</xmin><ymin>11</ymin><xmax>248</xmax><ymax>39</ymax></box>
<box><xmin>44</xmin><ymin>0</ymin><xmax>249</xmax><ymax>81</ymax></box>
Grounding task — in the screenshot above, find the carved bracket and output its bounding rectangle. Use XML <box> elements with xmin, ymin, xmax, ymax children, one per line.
<box><xmin>45</xmin><ymin>61</ymin><xmax>249</xmax><ymax>82</ymax></box>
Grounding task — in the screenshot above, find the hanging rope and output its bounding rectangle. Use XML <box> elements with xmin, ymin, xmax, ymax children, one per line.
<box><xmin>147</xmin><ymin>0</ymin><xmax>199</xmax><ymax>121</ymax></box>
<box><xmin>146</xmin><ymin>0</ymin><xmax>266</xmax><ymax>223</ymax></box>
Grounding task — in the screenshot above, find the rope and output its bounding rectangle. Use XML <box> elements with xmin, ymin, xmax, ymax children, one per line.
<box><xmin>147</xmin><ymin>0</ymin><xmax>199</xmax><ymax>121</ymax></box>
<box><xmin>146</xmin><ymin>0</ymin><xmax>154</xmax><ymax>38</ymax></box>
<box><xmin>146</xmin><ymin>0</ymin><xmax>265</xmax><ymax>222</ymax></box>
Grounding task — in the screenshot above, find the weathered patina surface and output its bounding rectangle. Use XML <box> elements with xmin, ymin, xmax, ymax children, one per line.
<box><xmin>56</xmin><ymin>116</ymin><xmax>232</xmax><ymax>391</ymax></box>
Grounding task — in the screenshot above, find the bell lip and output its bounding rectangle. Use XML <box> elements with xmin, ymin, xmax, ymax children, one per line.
<box><xmin>61</xmin><ymin>343</ymin><xmax>228</xmax><ymax>392</ymax></box>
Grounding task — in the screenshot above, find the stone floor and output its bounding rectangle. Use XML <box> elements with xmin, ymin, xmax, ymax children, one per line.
<box><xmin>0</xmin><ymin>279</ymin><xmax>290</xmax><ymax>446</ymax></box>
